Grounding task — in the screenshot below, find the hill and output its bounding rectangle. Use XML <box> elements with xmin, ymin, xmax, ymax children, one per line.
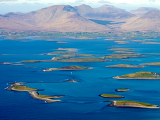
<box><xmin>0</xmin><ymin>5</ymin><xmax>110</xmax><ymax>32</ymax></box>
<box><xmin>75</xmin><ymin>4</ymin><xmax>134</xmax><ymax>20</ymax></box>
<box><xmin>121</xmin><ymin>10</ymin><xmax>160</xmax><ymax>32</ymax></box>
<box><xmin>129</xmin><ymin>7</ymin><xmax>158</xmax><ymax>16</ymax></box>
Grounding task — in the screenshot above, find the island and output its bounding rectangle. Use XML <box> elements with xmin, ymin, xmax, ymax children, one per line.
<box><xmin>104</xmin><ymin>54</ymin><xmax>143</xmax><ymax>59</ymax></box>
<box><xmin>113</xmin><ymin>71</ymin><xmax>160</xmax><ymax>79</ymax></box>
<box><xmin>115</xmin><ymin>89</ymin><xmax>131</xmax><ymax>92</ymax></box>
<box><xmin>108</xmin><ymin>101</ymin><xmax>159</xmax><ymax>109</ymax></box>
<box><xmin>21</xmin><ymin>60</ymin><xmax>42</xmax><ymax>63</ymax></box>
<box><xmin>20</xmin><ymin>57</ymin><xmax>108</xmax><ymax>63</ymax></box>
<box><xmin>29</xmin><ymin>91</ymin><xmax>64</xmax><ymax>103</ymax></box>
<box><xmin>107</xmin><ymin>48</ymin><xmax>135</xmax><ymax>51</ymax></box>
<box><xmin>99</xmin><ymin>94</ymin><xmax>124</xmax><ymax>98</ymax></box>
<box><xmin>43</xmin><ymin>65</ymin><xmax>93</xmax><ymax>72</ymax></box>
<box><xmin>140</xmin><ymin>62</ymin><xmax>160</xmax><ymax>66</ymax></box>
<box><xmin>106</xmin><ymin>64</ymin><xmax>144</xmax><ymax>68</ymax></box>
<box><xmin>6</xmin><ymin>82</ymin><xmax>63</xmax><ymax>103</ymax></box>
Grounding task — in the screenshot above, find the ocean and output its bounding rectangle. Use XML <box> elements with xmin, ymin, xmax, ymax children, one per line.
<box><xmin>1</xmin><ymin>37</ymin><xmax>160</xmax><ymax>120</ymax></box>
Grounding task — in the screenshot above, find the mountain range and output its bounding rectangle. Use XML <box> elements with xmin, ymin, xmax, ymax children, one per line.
<box><xmin>0</xmin><ymin>4</ymin><xmax>160</xmax><ymax>32</ymax></box>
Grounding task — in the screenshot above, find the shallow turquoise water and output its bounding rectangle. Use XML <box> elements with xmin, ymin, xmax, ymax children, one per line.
<box><xmin>1</xmin><ymin>37</ymin><xmax>160</xmax><ymax>120</ymax></box>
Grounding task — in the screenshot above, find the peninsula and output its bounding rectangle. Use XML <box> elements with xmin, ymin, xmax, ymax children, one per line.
<box><xmin>106</xmin><ymin>64</ymin><xmax>144</xmax><ymax>68</ymax></box>
<box><xmin>108</xmin><ymin>101</ymin><xmax>159</xmax><ymax>109</ymax></box>
<box><xmin>113</xmin><ymin>71</ymin><xmax>160</xmax><ymax>79</ymax></box>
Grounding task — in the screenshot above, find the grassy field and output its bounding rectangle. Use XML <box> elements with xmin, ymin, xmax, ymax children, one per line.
<box><xmin>59</xmin><ymin>65</ymin><xmax>91</xmax><ymax>70</ymax></box>
<box><xmin>116</xmin><ymin>101</ymin><xmax>155</xmax><ymax>107</ymax></box>
<box><xmin>100</xmin><ymin>94</ymin><xmax>124</xmax><ymax>98</ymax></box>
<box><xmin>107</xmin><ymin>64</ymin><xmax>143</xmax><ymax>68</ymax></box>
<box><xmin>119</xmin><ymin>71</ymin><xmax>160</xmax><ymax>78</ymax></box>
<box><xmin>13</xmin><ymin>86</ymin><xmax>37</xmax><ymax>91</ymax></box>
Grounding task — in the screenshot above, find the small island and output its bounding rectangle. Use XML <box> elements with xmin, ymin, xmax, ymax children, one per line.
<box><xmin>6</xmin><ymin>82</ymin><xmax>63</xmax><ymax>103</ymax></box>
<box><xmin>99</xmin><ymin>94</ymin><xmax>124</xmax><ymax>98</ymax></box>
<box><xmin>115</xmin><ymin>89</ymin><xmax>130</xmax><ymax>92</ymax></box>
<box><xmin>108</xmin><ymin>101</ymin><xmax>159</xmax><ymax>109</ymax></box>
<box><xmin>104</xmin><ymin>54</ymin><xmax>143</xmax><ymax>59</ymax></box>
<box><xmin>113</xmin><ymin>71</ymin><xmax>160</xmax><ymax>79</ymax></box>
<box><xmin>43</xmin><ymin>65</ymin><xmax>93</xmax><ymax>71</ymax></box>
<box><xmin>106</xmin><ymin>64</ymin><xmax>144</xmax><ymax>68</ymax></box>
<box><xmin>140</xmin><ymin>62</ymin><xmax>160</xmax><ymax>66</ymax></box>
<box><xmin>21</xmin><ymin>60</ymin><xmax>42</xmax><ymax>63</ymax></box>
<box><xmin>107</xmin><ymin>48</ymin><xmax>135</xmax><ymax>51</ymax></box>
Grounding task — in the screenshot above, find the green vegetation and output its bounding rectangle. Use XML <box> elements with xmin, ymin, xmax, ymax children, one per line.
<box><xmin>116</xmin><ymin>101</ymin><xmax>155</xmax><ymax>107</ymax></box>
<box><xmin>105</xmin><ymin>54</ymin><xmax>143</xmax><ymax>59</ymax></box>
<box><xmin>50</xmin><ymin>51</ymin><xmax>74</xmax><ymax>54</ymax></box>
<box><xmin>118</xmin><ymin>71</ymin><xmax>160</xmax><ymax>79</ymax></box>
<box><xmin>56</xmin><ymin>57</ymin><xmax>107</xmax><ymax>62</ymax></box>
<box><xmin>13</xmin><ymin>86</ymin><xmax>37</xmax><ymax>91</ymax></box>
<box><xmin>105</xmin><ymin>55</ymin><xmax>129</xmax><ymax>59</ymax></box>
<box><xmin>74</xmin><ymin>54</ymin><xmax>93</xmax><ymax>56</ymax></box>
<box><xmin>59</xmin><ymin>65</ymin><xmax>91</xmax><ymax>70</ymax></box>
<box><xmin>37</xmin><ymin>95</ymin><xmax>56</xmax><ymax>99</ymax></box>
<box><xmin>113</xmin><ymin>51</ymin><xmax>135</xmax><ymax>54</ymax></box>
<box><xmin>107</xmin><ymin>64</ymin><xmax>144</xmax><ymax>68</ymax></box>
<box><xmin>115</xmin><ymin>89</ymin><xmax>130</xmax><ymax>92</ymax></box>
<box><xmin>100</xmin><ymin>94</ymin><xmax>124</xmax><ymax>98</ymax></box>
<box><xmin>21</xmin><ymin>60</ymin><xmax>41</xmax><ymax>63</ymax></box>
<box><xmin>140</xmin><ymin>62</ymin><xmax>160</xmax><ymax>66</ymax></box>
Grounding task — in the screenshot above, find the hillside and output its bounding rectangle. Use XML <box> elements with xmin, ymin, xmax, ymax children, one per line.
<box><xmin>129</xmin><ymin>7</ymin><xmax>158</xmax><ymax>16</ymax></box>
<box><xmin>121</xmin><ymin>10</ymin><xmax>160</xmax><ymax>32</ymax></box>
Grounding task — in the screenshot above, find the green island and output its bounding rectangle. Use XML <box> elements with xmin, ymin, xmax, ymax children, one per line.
<box><xmin>99</xmin><ymin>94</ymin><xmax>124</xmax><ymax>98</ymax></box>
<box><xmin>52</xmin><ymin>57</ymin><xmax>107</xmax><ymax>62</ymax></box>
<box><xmin>114</xmin><ymin>41</ymin><xmax>130</xmax><ymax>44</ymax></box>
<box><xmin>49</xmin><ymin>51</ymin><xmax>74</xmax><ymax>54</ymax></box>
<box><xmin>74</xmin><ymin>54</ymin><xmax>94</xmax><ymax>56</ymax></box>
<box><xmin>106</xmin><ymin>64</ymin><xmax>144</xmax><ymax>68</ymax></box>
<box><xmin>140</xmin><ymin>62</ymin><xmax>160</xmax><ymax>66</ymax></box>
<box><xmin>108</xmin><ymin>48</ymin><xmax>135</xmax><ymax>51</ymax></box>
<box><xmin>6</xmin><ymin>82</ymin><xmax>63</xmax><ymax>103</ymax></box>
<box><xmin>21</xmin><ymin>60</ymin><xmax>42</xmax><ymax>63</ymax></box>
<box><xmin>108</xmin><ymin>101</ymin><xmax>159</xmax><ymax>109</ymax></box>
<box><xmin>43</xmin><ymin>65</ymin><xmax>93</xmax><ymax>72</ymax></box>
<box><xmin>115</xmin><ymin>89</ymin><xmax>130</xmax><ymax>92</ymax></box>
<box><xmin>113</xmin><ymin>51</ymin><xmax>135</xmax><ymax>54</ymax></box>
<box><xmin>141</xmin><ymin>42</ymin><xmax>160</xmax><ymax>44</ymax></box>
<box><xmin>113</xmin><ymin>71</ymin><xmax>160</xmax><ymax>79</ymax></box>
<box><xmin>13</xmin><ymin>85</ymin><xmax>37</xmax><ymax>91</ymax></box>
<box><xmin>104</xmin><ymin>54</ymin><xmax>143</xmax><ymax>59</ymax></box>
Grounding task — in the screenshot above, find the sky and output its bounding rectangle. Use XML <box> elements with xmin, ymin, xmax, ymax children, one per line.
<box><xmin>0</xmin><ymin>0</ymin><xmax>160</xmax><ymax>14</ymax></box>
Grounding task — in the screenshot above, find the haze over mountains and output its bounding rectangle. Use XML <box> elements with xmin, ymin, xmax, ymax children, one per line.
<box><xmin>0</xmin><ymin>4</ymin><xmax>160</xmax><ymax>32</ymax></box>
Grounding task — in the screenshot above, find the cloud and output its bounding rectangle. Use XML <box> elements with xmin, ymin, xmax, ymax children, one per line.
<box><xmin>98</xmin><ymin>0</ymin><xmax>113</xmax><ymax>4</ymax></box>
<box><xmin>0</xmin><ymin>0</ymin><xmax>17</xmax><ymax>1</ymax></box>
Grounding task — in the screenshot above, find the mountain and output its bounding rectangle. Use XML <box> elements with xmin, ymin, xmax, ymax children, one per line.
<box><xmin>121</xmin><ymin>10</ymin><xmax>160</xmax><ymax>31</ymax></box>
<box><xmin>75</xmin><ymin>4</ymin><xmax>134</xmax><ymax>20</ymax></box>
<box><xmin>129</xmin><ymin>7</ymin><xmax>158</xmax><ymax>16</ymax></box>
<box><xmin>0</xmin><ymin>5</ymin><xmax>110</xmax><ymax>32</ymax></box>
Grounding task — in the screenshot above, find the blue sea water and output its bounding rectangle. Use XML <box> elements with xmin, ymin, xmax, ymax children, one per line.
<box><xmin>1</xmin><ymin>37</ymin><xmax>160</xmax><ymax>120</ymax></box>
